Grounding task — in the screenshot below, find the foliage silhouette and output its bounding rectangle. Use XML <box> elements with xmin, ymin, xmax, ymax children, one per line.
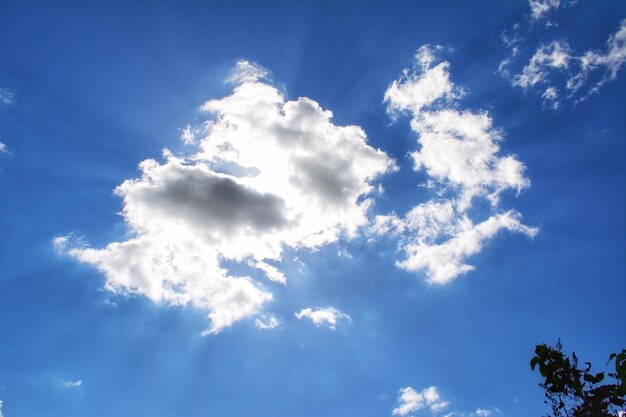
<box><xmin>531</xmin><ymin>340</ymin><xmax>625</xmax><ymax>417</ymax></box>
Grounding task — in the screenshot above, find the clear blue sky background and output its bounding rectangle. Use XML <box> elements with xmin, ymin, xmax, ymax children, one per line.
<box><xmin>0</xmin><ymin>1</ymin><xmax>624</xmax><ymax>416</ymax></box>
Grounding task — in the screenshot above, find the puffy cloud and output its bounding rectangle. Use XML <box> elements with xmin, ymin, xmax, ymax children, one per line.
<box><xmin>392</xmin><ymin>386</ymin><xmax>449</xmax><ymax>416</ymax></box>
<box><xmin>226</xmin><ymin>60</ymin><xmax>269</xmax><ymax>84</ymax></box>
<box><xmin>0</xmin><ymin>142</ymin><xmax>7</xmax><ymax>154</ymax></box>
<box><xmin>118</xmin><ymin>157</ymin><xmax>290</xmax><ymax>237</ymax></box>
<box><xmin>396</xmin><ymin>211</ymin><xmax>538</xmax><ymax>284</ymax></box>
<box><xmin>503</xmin><ymin>18</ymin><xmax>626</xmax><ymax>105</ymax></box>
<box><xmin>59</xmin><ymin>60</ymin><xmax>394</xmax><ymax>334</ymax></box>
<box><xmin>384</xmin><ymin>46</ymin><xmax>459</xmax><ymax>118</ymax></box>
<box><xmin>294</xmin><ymin>307</ymin><xmax>351</xmax><ymax>330</ymax></box>
<box><xmin>392</xmin><ymin>386</ymin><xmax>501</xmax><ymax>417</ymax></box>
<box><xmin>0</xmin><ymin>400</ymin><xmax>3</xmax><ymax>417</ymax></box>
<box><xmin>381</xmin><ymin>46</ymin><xmax>536</xmax><ymax>284</ymax></box>
<box><xmin>409</xmin><ymin>110</ymin><xmax>529</xmax><ymax>209</ymax></box>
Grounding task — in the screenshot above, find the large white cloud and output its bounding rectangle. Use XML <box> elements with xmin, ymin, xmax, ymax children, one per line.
<box><xmin>58</xmin><ymin>61</ymin><xmax>394</xmax><ymax>334</ymax></box>
<box><xmin>380</xmin><ymin>45</ymin><xmax>537</xmax><ymax>284</ymax></box>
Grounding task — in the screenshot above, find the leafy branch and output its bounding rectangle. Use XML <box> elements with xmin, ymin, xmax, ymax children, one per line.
<box><xmin>531</xmin><ymin>340</ymin><xmax>625</xmax><ymax>417</ymax></box>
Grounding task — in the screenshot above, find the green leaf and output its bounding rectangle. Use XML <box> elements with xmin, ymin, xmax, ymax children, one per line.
<box><xmin>531</xmin><ymin>342</ymin><xmax>626</xmax><ymax>417</ymax></box>
<box><xmin>610</xmin><ymin>396</ymin><xmax>624</xmax><ymax>407</ymax></box>
<box><xmin>531</xmin><ymin>357</ymin><xmax>541</xmax><ymax>371</ymax></box>
<box><xmin>583</xmin><ymin>372</ymin><xmax>605</xmax><ymax>384</ymax></box>
<box><xmin>536</xmin><ymin>345</ymin><xmax>548</xmax><ymax>356</ymax></box>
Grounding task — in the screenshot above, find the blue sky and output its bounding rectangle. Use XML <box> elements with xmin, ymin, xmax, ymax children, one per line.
<box><xmin>0</xmin><ymin>1</ymin><xmax>624</xmax><ymax>416</ymax></box>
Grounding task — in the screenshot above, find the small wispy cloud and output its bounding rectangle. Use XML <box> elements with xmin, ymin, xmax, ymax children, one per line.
<box><xmin>62</xmin><ymin>379</ymin><xmax>83</xmax><ymax>388</ymax></box>
<box><xmin>528</xmin><ymin>0</ymin><xmax>561</xmax><ymax>23</ymax></box>
<box><xmin>295</xmin><ymin>307</ymin><xmax>351</xmax><ymax>330</ymax></box>
<box><xmin>0</xmin><ymin>88</ymin><xmax>14</xmax><ymax>105</ymax></box>
<box><xmin>249</xmin><ymin>260</ymin><xmax>287</xmax><ymax>285</ymax></box>
<box><xmin>254</xmin><ymin>315</ymin><xmax>280</xmax><ymax>330</ymax></box>
<box><xmin>499</xmin><ymin>2</ymin><xmax>625</xmax><ymax>107</ymax></box>
<box><xmin>475</xmin><ymin>408</ymin><xmax>501</xmax><ymax>417</ymax></box>
<box><xmin>511</xmin><ymin>40</ymin><xmax>572</xmax><ymax>89</ymax></box>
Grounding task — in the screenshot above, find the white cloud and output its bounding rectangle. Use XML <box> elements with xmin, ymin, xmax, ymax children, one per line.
<box><xmin>392</xmin><ymin>387</ymin><xmax>501</xmax><ymax>417</ymax></box>
<box><xmin>381</xmin><ymin>46</ymin><xmax>536</xmax><ymax>284</ymax></box>
<box><xmin>409</xmin><ymin>110</ymin><xmax>530</xmax><ymax>209</ymax></box>
<box><xmin>62</xmin><ymin>379</ymin><xmax>82</xmax><ymax>388</ymax></box>
<box><xmin>566</xmin><ymin>19</ymin><xmax>626</xmax><ymax>97</ymax></box>
<box><xmin>226</xmin><ymin>60</ymin><xmax>269</xmax><ymax>84</ymax></box>
<box><xmin>0</xmin><ymin>88</ymin><xmax>14</xmax><ymax>105</ymax></box>
<box><xmin>541</xmin><ymin>86</ymin><xmax>559</xmax><ymax>108</ymax></box>
<box><xmin>501</xmin><ymin>23</ymin><xmax>523</xmax><ymax>52</ymax></box>
<box><xmin>441</xmin><ymin>409</ymin><xmax>501</xmax><ymax>417</ymax></box>
<box><xmin>59</xmin><ymin>60</ymin><xmax>394</xmax><ymax>334</ymax></box>
<box><xmin>474</xmin><ymin>409</ymin><xmax>501</xmax><ymax>417</ymax></box>
<box><xmin>528</xmin><ymin>0</ymin><xmax>561</xmax><ymax>22</ymax></box>
<box><xmin>294</xmin><ymin>307</ymin><xmax>351</xmax><ymax>330</ymax></box>
<box><xmin>505</xmin><ymin>18</ymin><xmax>626</xmax><ymax>105</ymax></box>
<box><xmin>392</xmin><ymin>386</ymin><xmax>449</xmax><ymax>416</ymax></box>
<box><xmin>396</xmin><ymin>211</ymin><xmax>538</xmax><ymax>284</ymax></box>
<box><xmin>384</xmin><ymin>45</ymin><xmax>460</xmax><ymax>118</ymax></box>
<box><xmin>512</xmin><ymin>40</ymin><xmax>572</xmax><ymax>89</ymax></box>
<box><xmin>180</xmin><ymin>124</ymin><xmax>199</xmax><ymax>145</ymax></box>
<box><xmin>337</xmin><ymin>248</ymin><xmax>352</xmax><ymax>258</ymax></box>
<box><xmin>431</xmin><ymin>401</ymin><xmax>451</xmax><ymax>413</ymax></box>
<box><xmin>254</xmin><ymin>315</ymin><xmax>280</xmax><ymax>330</ymax></box>
<box><xmin>0</xmin><ymin>399</ymin><xmax>3</xmax><ymax>417</ymax></box>
<box><xmin>250</xmin><ymin>260</ymin><xmax>287</xmax><ymax>284</ymax></box>
<box><xmin>0</xmin><ymin>142</ymin><xmax>7</xmax><ymax>154</ymax></box>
